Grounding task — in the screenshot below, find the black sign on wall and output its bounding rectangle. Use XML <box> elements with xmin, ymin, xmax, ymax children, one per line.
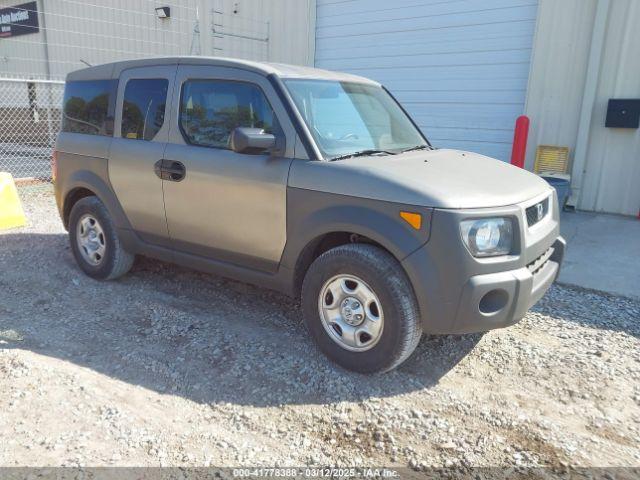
<box><xmin>605</xmin><ymin>99</ymin><xmax>640</xmax><ymax>129</ymax></box>
<box><xmin>0</xmin><ymin>2</ymin><xmax>39</xmax><ymax>38</ymax></box>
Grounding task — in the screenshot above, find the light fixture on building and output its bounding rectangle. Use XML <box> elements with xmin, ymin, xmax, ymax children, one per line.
<box><xmin>155</xmin><ymin>7</ymin><xmax>170</xmax><ymax>19</ymax></box>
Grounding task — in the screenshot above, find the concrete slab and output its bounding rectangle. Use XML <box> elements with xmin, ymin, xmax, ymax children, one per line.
<box><xmin>559</xmin><ymin>211</ymin><xmax>640</xmax><ymax>299</ymax></box>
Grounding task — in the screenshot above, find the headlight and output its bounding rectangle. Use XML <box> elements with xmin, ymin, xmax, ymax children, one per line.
<box><xmin>460</xmin><ymin>217</ymin><xmax>513</xmax><ymax>257</ymax></box>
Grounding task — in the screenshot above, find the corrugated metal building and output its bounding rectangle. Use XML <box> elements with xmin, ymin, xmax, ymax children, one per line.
<box><xmin>0</xmin><ymin>0</ymin><xmax>637</xmax><ymax>216</ymax></box>
<box><xmin>315</xmin><ymin>0</ymin><xmax>539</xmax><ymax>163</ymax></box>
<box><xmin>0</xmin><ymin>0</ymin><xmax>314</xmax><ymax>180</ymax></box>
<box><xmin>0</xmin><ymin>0</ymin><xmax>314</xmax><ymax>79</ymax></box>
<box><xmin>314</xmin><ymin>0</ymin><xmax>639</xmax><ymax>217</ymax></box>
<box><xmin>525</xmin><ymin>0</ymin><xmax>639</xmax><ymax>216</ymax></box>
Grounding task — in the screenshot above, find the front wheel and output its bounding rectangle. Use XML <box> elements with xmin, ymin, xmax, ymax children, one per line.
<box><xmin>301</xmin><ymin>244</ymin><xmax>422</xmax><ymax>373</ymax></box>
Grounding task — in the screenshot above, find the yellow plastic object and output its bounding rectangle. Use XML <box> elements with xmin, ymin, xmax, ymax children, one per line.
<box><xmin>534</xmin><ymin>145</ymin><xmax>570</xmax><ymax>174</ymax></box>
<box><xmin>0</xmin><ymin>172</ymin><xmax>26</xmax><ymax>230</ymax></box>
<box><xmin>400</xmin><ymin>211</ymin><xmax>422</xmax><ymax>230</ymax></box>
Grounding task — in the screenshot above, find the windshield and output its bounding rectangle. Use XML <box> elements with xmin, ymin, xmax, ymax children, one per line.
<box><xmin>283</xmin><ymin>79</ymin><xmax>428</xmax><ymax>160</ymax></box>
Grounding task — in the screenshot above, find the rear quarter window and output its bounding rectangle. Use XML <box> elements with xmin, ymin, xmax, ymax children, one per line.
<box><xmin>62</xmin><ymin>80</ymin><xmax>117</xmax><ymax>136</ymax></box>
<box><xmin>121</xmin><ymin>78</ymin><xmax>168</xmax><ymax>141</ymax></box>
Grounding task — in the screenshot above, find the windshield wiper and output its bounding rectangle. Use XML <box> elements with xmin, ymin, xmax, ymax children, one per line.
<box><xmin>400</xmin><ymin>144</ymin><xmax>431</xmax><ymax>153</ymax></box>
<box><xmin>329</xmin><ymin>149</ymin><xmax>396</xmax><ymax>162</ymax></box>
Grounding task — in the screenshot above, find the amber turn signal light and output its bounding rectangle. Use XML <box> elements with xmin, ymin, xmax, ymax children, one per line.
<box><xmin>400</xmin><ymin>211</ymin><xmax>422</xmax><ymax>230</ymax></box>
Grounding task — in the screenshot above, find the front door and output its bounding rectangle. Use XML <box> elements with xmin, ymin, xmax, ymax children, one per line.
<box><xmin>162</xmin><ymin>66</ymin><xmax>295</xmax><ymax>272</ymax></box>
<box><xmin>109</xmin><ymin>65</ymin><xmax>177</xmax><ymax>246</ymax></box>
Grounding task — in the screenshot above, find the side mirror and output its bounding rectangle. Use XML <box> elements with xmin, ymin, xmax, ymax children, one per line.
<box><xmin>230</xmin><ymin>127</ymin><xmax>276</xmax><ymax>154</ymax></box>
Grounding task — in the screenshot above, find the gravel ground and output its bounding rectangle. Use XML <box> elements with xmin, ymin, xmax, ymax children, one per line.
<box><xmin>0</xmin><ymin>185</ymin><xmax>639</xmax><ymax>470</ymax></box>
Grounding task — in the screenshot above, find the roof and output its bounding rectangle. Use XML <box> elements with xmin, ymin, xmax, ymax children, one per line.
<box><xmin>65</xmin><ymin>56</ymin><xmax>378</xmax><ymax>85</ymax></box>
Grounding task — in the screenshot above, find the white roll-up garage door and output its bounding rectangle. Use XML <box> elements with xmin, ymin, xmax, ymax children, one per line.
<box><xmin>315</xmin><ymin>0</ymin><xmax>539</xmax><ymax>161</ymax></box>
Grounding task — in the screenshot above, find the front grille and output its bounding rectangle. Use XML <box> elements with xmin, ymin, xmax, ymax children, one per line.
<box><xmin>526</xmin><ymin>197</ymin><xmax>550</xmax><ymax>227</ymax></box>
<box><xmin>527</xmin><ymin>247</ymin><xmax>554</xmax><ymax>275</ymax></box>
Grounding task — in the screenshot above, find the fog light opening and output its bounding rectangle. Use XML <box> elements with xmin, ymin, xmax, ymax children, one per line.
<box><xmin>479</xmin><ymin>289</ymin><xmax>509</xmax><ymax>315</ymax></box>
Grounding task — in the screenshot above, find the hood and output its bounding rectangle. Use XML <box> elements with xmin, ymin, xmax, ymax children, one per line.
<box><xmin>288</xmin><ymin>149</ymin><xmax>552</xmax><ymax>209</ymax></box>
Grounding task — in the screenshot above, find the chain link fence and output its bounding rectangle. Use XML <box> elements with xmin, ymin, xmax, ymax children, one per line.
<box><xmin>0</xmin><ymin>77</ymin><xmax>64</xmax><ymax>183</ymax></box>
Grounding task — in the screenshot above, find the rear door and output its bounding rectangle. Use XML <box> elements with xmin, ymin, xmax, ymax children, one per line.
<box><xmin>162</xmin><ymin>65</ymin><xmax>295</xmax><ymax>272</ymax></box>
<box><xmin>109</xmin><ymin>65</ymin><xmax>176</xmax><ymax>246</ymax></box>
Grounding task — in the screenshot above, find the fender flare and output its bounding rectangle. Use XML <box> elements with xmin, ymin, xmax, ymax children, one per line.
<box><xmin>62</xmin><ymin>170</ymin><xmax>132</xmax><ymax>232</ymax></box>
<box><xmin>281</xmin><ymin>204</ymin><xmax>432</xmax><ymax>271</ymax></box>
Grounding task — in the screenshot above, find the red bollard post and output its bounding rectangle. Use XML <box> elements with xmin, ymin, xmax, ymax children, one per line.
<box><xmin>510</xmin><ymin>115</ymin><xmax>530</xmax><ymax>169</ymax></box>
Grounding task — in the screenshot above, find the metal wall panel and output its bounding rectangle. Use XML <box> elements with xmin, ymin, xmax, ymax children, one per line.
<box><xmin>523</xmin><ymin>0</ymin><xmax>596</xmax><ymax>172</ymax></box>
<box><xmin>0</xmin><ymin>0</ymin><xmax>314</xmax><ymax>80</ymax></box>
<box><xmin>0</xmin><ymin>0</ymin><xmax>49</xmax><ymax>77</ymax></box>
<box><xmin>211</xmin><ymin>0</ymin><xmax>314</xmax><ymax>65</ymax></box>
<box><xmin>579</xmin><ymin>0</ymin><xmax>640</xmax><ymax>216</ymax></box>
<box><xmin>0</xmin><ymin>0</ymin><xmax>200</xmax><ymax>79</ymax></box>
<box><xmin>315</xmin><ymin>0</ymin><xmax>539</xmax><ymax>161</ymax></box>
<box><xmin>525</xmin><ymin>0</ymin><xmax>640</xmax><ymax>216</ymax></box>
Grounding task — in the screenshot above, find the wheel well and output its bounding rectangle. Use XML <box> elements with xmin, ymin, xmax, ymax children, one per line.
<box><xmin>292</xmin><ymin>232</ymin><xmax>392</xmax><ymax>298</ymax></box>
<box><xmin>63</xmin><ymin>187</ymin><xmax>96</xmax><ymax>229</ymax></box>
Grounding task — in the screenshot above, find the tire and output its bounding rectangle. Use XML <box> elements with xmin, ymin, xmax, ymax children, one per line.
<box><xmin>68</xmin><ymin>196</ymin><xmax>134</xmax><ymax>280</ymax></box>
<box><xmin>301</xmin><ymin>244</ymin><xmax>422</xmax><ymax>373</ymax></box>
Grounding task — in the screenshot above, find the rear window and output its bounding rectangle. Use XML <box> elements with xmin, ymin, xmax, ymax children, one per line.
<box><xmin>121</xmin><ymin>78</ymin><xmax>168</xmax><ymax>141</ymax></box>
<box><xmin>62</xmin><ymin>80</ymin><xmax>116</xmax><ymax>136</ymax></box>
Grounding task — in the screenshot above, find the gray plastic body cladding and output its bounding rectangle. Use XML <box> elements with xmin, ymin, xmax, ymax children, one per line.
<box><xmin>281</xmin><ymin>186</ymin><xmax>433</xmax><ymax>275</ymax></box>
<box><xmin>135</xmin><ymin>188</ymin><xmax>433</xmax><ymax>296</ymax></box>
<box><xmin>401</xmin><ymin>194</ymin><xmax>563</xmax><ymax>334</ymax></box>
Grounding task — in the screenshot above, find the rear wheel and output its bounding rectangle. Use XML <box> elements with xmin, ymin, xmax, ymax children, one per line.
<box><xmin>68</xmin><ymin>196</ymin><xmax>134</xmax><ymax>280</ymax></box>
<box><xmin>301</xmin><ymin>244</ymin><xmax>422</xmax><ymax>373</ymax></box>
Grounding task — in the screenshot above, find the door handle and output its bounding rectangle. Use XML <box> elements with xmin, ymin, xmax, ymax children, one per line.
<box><xmin>154</xmin><ymin>159</ymin><xmax>164</xmax><ymax>179</ymax></box>
<box><xmin>154</xmin><ymin>159</ymin><xmax>186</xmax><ymax>182</ymax></box>
<box><xmin>164</xmin><ymin>161</ymin><xmax>186</xmax><ymax>181</ymax></box>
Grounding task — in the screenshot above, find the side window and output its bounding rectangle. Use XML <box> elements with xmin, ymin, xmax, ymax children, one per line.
<box><xmin>62</xmin><ymin>80</ymin><xmax>116</xmax><ymax>136</ymax></box>
<box><xmin>121</xmin><ymin>78</ymin><xmax>169</xmax><ymax>141</ymax></box>
<box><xmin>179</xmin><ymin>79</ymin><xmax>277</xmax><ymax>149</ymax></box>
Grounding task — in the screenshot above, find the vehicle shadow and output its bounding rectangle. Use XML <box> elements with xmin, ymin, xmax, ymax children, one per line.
<box><xmin>0</xmin><ymin>232</ymin><xmax>488</xmax><ymax>407</ymax></box>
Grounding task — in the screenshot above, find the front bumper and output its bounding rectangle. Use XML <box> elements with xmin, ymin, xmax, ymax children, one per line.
<box><xmin>452</xmin><ymin>237</ymin><xmax>564</xmax><ymax>333</ymax></box>
<box><xmin>402</xmin><ymin>190</ymin><xmax>565</xmax><ymax>334</ymax></box>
